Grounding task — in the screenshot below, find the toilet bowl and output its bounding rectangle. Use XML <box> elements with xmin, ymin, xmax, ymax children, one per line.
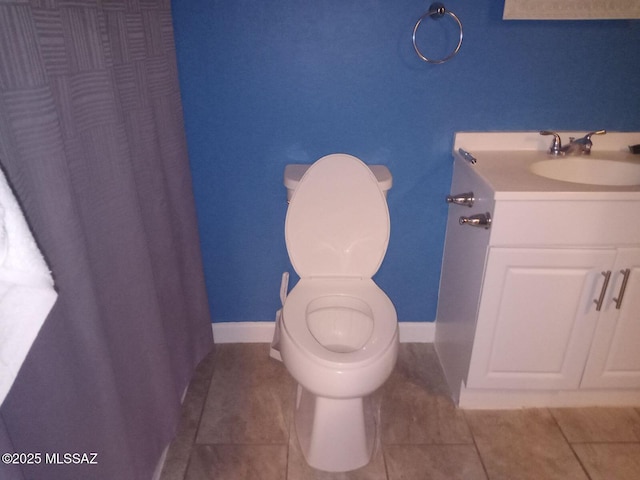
<box><xmin>279</xmin><ymin>153</ymin><xmax>399</xmax><ymax>472</ymax></box>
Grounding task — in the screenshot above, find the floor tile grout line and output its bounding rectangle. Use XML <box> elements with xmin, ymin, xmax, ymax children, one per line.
<box><xmin>548</xmin><ymin>408</ymin><xmax>593</xmax><ymax>480</ymax></box>
<box><xmin>381</xmin><ymin>441</ymin><xmax>478</xmax><ymax>446</ymax></box>
<box><xmin>461</xmin><ymin>410</ymin><xmax>492</xmax><ymax>480</ymax></box>
<box><xmin>374</xmin><ymin>394</ymin><xmax>391</xmax><ymax>480</ymax></box>
<box><xmin>284</xmin><ymin>443</ymin><xmax>291</xmax><ymax>480</ymax></box>
<box><xmin>183</xmin><ymin>350</ymin><xmax>219</xmax><ymax>480</ymax></box>
<box><xmin>567</xmin><ymin>443</ymin><xmax>594</xmax><ymax>480</ymax></box>
<box><xmin>569</xmin><ymin>440</ymin><xmax>640</xmax><ymax>445</ymax></box>
<box><xmin>374</xmin><ymin>418</ymin><xmax>391</xmax><ymax>480</ymax></box>
<box><xmin>190</xmin><ymin>442</ymin><xmax>292</xmax><ymax>447</ymax></box>
<box><xmin>159</xmin><ymin>348</ymin><xmax>219</xmax><ymax>480</ymax></box>
<box><xmin>380</xmin><ymin>445</ymin><xmax>391</xmax><ymax>480</ymax></box>
<box><xmin>285</xmin><ymin>397</ymin><xmax>292</xmax><ymax>480</ymax></box>
<box><xmin>191</xmin><ymin>350</ymin><xmax>218</xmax><ymax>450</ymax></box>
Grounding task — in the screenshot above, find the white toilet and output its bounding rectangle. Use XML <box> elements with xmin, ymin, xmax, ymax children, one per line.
<box><xmin>278</xmin><ymin>153</ymin><xmax>399</xmax><ymax>472</ymax></box>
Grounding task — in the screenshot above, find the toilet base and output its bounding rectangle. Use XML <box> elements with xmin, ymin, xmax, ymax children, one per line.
<box><xmin>294</xmin><ymin>385</ymin><xmax>376</xmax><ymax>472</ymax></box>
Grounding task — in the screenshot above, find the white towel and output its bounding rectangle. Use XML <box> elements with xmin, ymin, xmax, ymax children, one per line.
<box><xmin>0</xmin><ymin>167</ymin><xmax>57</xmax><ymax>407</ymax></box>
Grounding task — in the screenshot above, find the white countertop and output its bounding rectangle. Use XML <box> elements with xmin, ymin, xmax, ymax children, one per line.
<box><xmin>453</xmin><ymin>132</ymin><xmax>640</xmax><ymax>201</ymax></box>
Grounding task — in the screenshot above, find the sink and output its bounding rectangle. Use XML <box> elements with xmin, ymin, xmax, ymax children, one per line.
<box><xmin>530</xmin><ymin>158</ymin><xmax>640</xmax><ymax>186</ymax></box>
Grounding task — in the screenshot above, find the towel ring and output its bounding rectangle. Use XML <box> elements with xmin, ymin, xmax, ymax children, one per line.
<box><xmin>412</xmin><ymin>3</ymin><xmax>463</xmax><ymax>65</ymax></box>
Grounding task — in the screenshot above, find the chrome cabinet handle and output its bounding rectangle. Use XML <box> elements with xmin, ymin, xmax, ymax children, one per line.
<box><xmin>446</xmin><ymin>191</ymin><xmax>474</xmax><ymax>207</ymax></box>
<box><xmin>459</xmin><ymin>212</ymin><xmax>491</xmax><ymax>229</ymax></box>
<box><xmin>593</xmin><ymin>270</ymin><xmax>611</xmax><ymax>312</ymax></box>
<box><xmin>613</xmin><ymin>268</ymin><xmax>631</xmax><ymax>310</ymax></box>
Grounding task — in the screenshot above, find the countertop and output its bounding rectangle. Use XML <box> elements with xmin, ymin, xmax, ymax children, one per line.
<box><xmin>453</xmin><ymin>132</ymin><xmax>640</xmax><ymax>201</ymax></box>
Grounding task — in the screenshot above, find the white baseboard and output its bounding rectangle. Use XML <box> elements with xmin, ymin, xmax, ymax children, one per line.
<box><xmin>459</xmin><ymin>385</ymin><xmax>640</xmax><ymax>409</ymax></box>
<box><xmin>213</xmin><ymin>322</ymin><xmax>276</xmax><ymax>343</ymax></box>
<box><xmin>397</xmin><ymin>322</ymin><xmax>434</xmax><ymax>343</ymax></box>
<box><xmin>212</xmin><ymin>321</ymin><xmax>434</xmax><ymax>344</ymax></box>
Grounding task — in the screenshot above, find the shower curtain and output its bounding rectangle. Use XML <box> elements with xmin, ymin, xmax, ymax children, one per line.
<box><xmin>0</xmin><ymin>1</ymin><xmax>213</xmax><ymax>479</ymax></box>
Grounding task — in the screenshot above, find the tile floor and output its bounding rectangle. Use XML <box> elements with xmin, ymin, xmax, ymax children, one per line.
<box><xmin>159</xmin><ymin>343</ymin><xmax>640</xmax><ymax>480</ymax></box>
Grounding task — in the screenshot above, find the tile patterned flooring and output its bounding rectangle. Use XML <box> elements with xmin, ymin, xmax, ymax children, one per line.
<box><xmin>160</xmin><ymin>343</ymin><xmax>640</xmax><ymax>480</ymax></box>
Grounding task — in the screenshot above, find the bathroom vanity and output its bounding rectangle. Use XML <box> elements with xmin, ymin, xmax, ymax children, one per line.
<box><xmin>435</xmin><ymin>131</ymin><xmax>640</xmax><ymax>408</ymax></box>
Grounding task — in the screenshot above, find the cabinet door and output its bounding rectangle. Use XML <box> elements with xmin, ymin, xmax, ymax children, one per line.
<box><xmin>466</xmin><ymin>248</ymin><xmax>616</xmax><ymax>390</ymax></box>
<box><xmin>581</xmin><ymin>248</ymin><xmax>640</xmax><ymax>389</ymax></box>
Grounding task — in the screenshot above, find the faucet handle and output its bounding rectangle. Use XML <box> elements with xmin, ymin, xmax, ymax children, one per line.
<box><xmin>540</xmin><ymin>130</ymin><xmax>563</xmax><ymax>156</ymax></box>
<box><xmin>584</xmin><ymin>130</ymin><xmax>606</xmax><ymax>141</ymax></box>
<box><xmin>571</xmin><ymin>130</ymin><xmax>606</xmax><ymax>154</ymax></box>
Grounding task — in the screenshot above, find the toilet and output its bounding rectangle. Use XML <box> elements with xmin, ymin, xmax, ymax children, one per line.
<box><xmin>278</xmin><ymin>153</ymin><xmax>399</xmax><ymax>472</ymax></box>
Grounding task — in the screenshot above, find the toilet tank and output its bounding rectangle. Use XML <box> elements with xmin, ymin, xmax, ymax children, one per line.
<box><xmin>284</xmin><ymin>164</ymin><xmax>392</xmax><ymax>202</ymax></box>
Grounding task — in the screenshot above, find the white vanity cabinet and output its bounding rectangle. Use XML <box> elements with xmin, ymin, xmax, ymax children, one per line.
<box><xmin>435</xmin><ymin>132</ymin><xmax>640</xmax><ymax>408</ymax></box>
<box><xmin>466</xmin><ymin>247</ymin><xmax>614</xmax><ymax>391</ymax></box>
<box><xmin>581</xmin><ymin>249</ymin><xmax>640</xmax><ymax>389</ymax></box>
<box><xmin>466</xmin><ymin>247</ymin><xmax>640</xmax><ymax>392</ymax></box>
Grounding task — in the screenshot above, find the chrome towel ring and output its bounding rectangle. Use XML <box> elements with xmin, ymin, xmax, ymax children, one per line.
<box><xmin>412</xmin><ymin>2</ymin><xmax>463</xmax><ymax>64</ymax></box>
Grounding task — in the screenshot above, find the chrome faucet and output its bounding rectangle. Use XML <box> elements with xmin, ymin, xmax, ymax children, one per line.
<box><xmin>540</xmin><ymin>130</ymin><xmax>606</xmax><ymax>156</ymax></box>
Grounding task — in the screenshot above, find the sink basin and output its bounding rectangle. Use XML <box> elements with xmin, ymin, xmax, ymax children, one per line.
<box><xmin>530</xmin><ymin>158</ymin><xmax>640</xmax><ymax>186</ymax></box>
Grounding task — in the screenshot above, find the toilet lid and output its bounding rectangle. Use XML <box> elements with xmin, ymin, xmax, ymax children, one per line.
<box><xmin>285</xmin><ymin>154</ymin><xmax>390</xmax><ymax>278</ymax></box>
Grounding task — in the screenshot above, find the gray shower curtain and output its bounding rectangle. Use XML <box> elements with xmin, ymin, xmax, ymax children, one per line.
<box><xmin>0</xmin><ymin>1</ymin><xmax>213</xmax><ymax>479</ymax></box>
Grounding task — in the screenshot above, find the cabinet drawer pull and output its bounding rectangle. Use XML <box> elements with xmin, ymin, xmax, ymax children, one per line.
<box><xmin>593</xmin><ymin>270</ymin><xmax>611</xmax><ymax>312</ymax></box>
<box><xmin>459</xmin><ymin>212</ymin><xmax>491</xmax><ymax>229</ymax></box>
<box><xmin>446</xmin><ymin>191</ymin><xmax>474</xmax><ymax>207</ymax></box>
<box><xmin>613</xmin><ymin>268</ymin><xmax>631</xmax><ymax>310</ymax></box>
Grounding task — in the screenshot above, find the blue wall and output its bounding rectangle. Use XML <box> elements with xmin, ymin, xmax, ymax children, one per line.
<box><xmin>172</xmin><ymin>0</ymin><xmax>640</xmax><ymax>323</ymax></box>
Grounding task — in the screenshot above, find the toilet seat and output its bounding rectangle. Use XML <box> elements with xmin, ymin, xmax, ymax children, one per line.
<box><xmin>282</xmin><ymin>153</ymin><xmax>396</xmax><ymax>370</ymax></box>
<box><xmin>282</xmin><ymin>278</ymin><xmax>397</xmax><ymax>368</ymax></box>
<box><xmin>285</xmin><ymin>153</ymin><xmax>390</xmax><ymax>278</ymax></box>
